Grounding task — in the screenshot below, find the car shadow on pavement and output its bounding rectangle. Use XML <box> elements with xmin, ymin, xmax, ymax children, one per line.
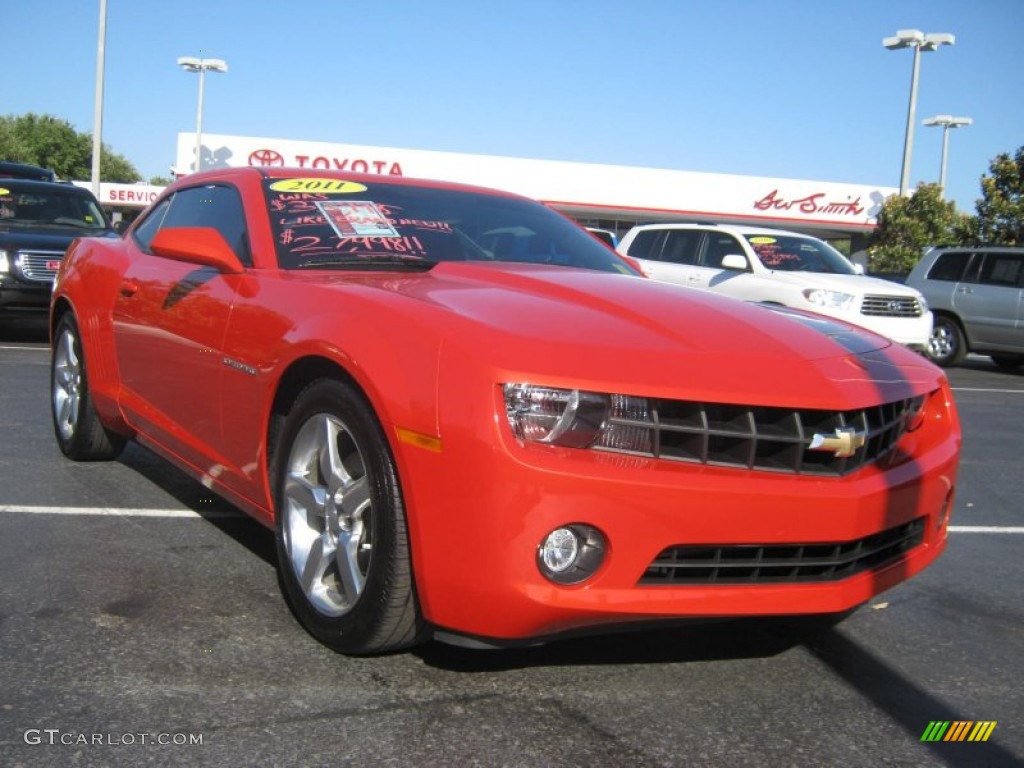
<box><xmin>804</xmin><ymin>629</ymin><xmax>1017</xmax><ymax>767</ymax></box>
<box><xmin>962</xmin><ymin>355</ymin><xmax>1024</xmax><ymax>377</ymax></box>
<box><xmin>415</xmin><ymin>615</ymin><xmax>829</xmax><ymax>671</ymax></box>
<box><xmin>0</xmin><ymin>318</ymin><xmax>49</xmax><ymax>343</ymax></box>
<box><xmin>419</xmin><ymin>620</ymin><xmax>1018</xmax><ymax>765</ymax></box>
<box><xmin>117</xmin><ymin>442</ymin><xmax>277</xmax><ymax>568</ymax></box>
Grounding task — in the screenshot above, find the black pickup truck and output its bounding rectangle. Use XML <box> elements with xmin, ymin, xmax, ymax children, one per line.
<box><xmin>0</xmin><ymin>176</ymin><xmax>118</xmax><ymax>325</ymax></box>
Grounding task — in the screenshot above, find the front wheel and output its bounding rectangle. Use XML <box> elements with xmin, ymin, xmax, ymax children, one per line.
<box><xmin>51</xmin><ymin>314</ymin><xmax>126</xmax><ymax>461</ymax></box>
<box><xmin>926</xmin><ymin>316</ymin><xmax>967</xmax><ymax>367</ymax></box>
<box><xmin>272</xmin><ymin>379</ymin><xmax>423</xmax><ymax>654</ymax></box>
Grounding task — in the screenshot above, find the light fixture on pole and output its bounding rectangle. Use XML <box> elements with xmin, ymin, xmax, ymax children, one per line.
<box><xmin>923</xmin><ymin>115</ymin><xmax>972</xmax><ymax>199</ymax></box>
<box><xmin>177</xmin><ymin>56</ymin><xmax>228</xmax><ymax>173</ymax></box>
<box><xmin>882</xmin><ymin>29</ymin><xmax>955</xmax><ymax>197</ymax></box>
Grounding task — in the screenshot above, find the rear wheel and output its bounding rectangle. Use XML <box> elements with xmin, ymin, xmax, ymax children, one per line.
<box><xmin>926</xmin><ymin>315</ymin><xmax>967</xmax><ymax>367</ymax></box>
<box><xmin>51</xmin><ymin>314</ymin><xmax>126</xmax><ymax>461</ymax></box>
<box><xmin>272</xmin><ymin>379</ymin><xmax>423</xmax><ymax>654</ymax></box>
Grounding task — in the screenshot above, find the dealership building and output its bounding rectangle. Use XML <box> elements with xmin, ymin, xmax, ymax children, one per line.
<box><xmin>84</xmin><ymin>132</ymin><xmax>898</xmax><ymax>251</ymax></box>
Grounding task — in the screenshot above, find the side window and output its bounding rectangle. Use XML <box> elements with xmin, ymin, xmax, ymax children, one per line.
<box><xmin>131</xmin><ymin>197</ymin><xmax>172</xmax><ymax>251</ymax></box>
<box><xmin>661</xmin><ymin>230</ymin><xmax>702</xmax><ymax>265</ymax></box>
<box><xmin>158</xmin><ymin>184</ymin><xmax>252</xmax><ymax>266</ymax></box>
<box><xmin>977</xmin><ymin>253</ymin><xmax>1024</xmax><ymax>288</ymax></box>
<box><xmin>701</xmin><ymin>235</ymin><xmax>745</xmax><ymax>269</ymax></box>
<box><xmin>625</xmin><ymin>229</ymin><xmax>664</xmax><ymax>259</ymax></box>
<box><xmin>926</xmin><ymin>251</ymin><xmax>971</xmax><ymax>282</ymax></box>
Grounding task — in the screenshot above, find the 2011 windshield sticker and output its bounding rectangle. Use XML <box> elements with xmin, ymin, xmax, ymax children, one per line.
<box><xmin>315</xmin><ymin>201</ymin><xmax>399</xmax><ymax>238</ymax></box>
<box><xmin>269</xmin><ymin>178</ymin><xmax>367</xmax><ymax>194</ymax></box>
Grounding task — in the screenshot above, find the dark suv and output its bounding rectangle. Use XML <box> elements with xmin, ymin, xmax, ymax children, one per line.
<box><xmin>906</xmin><ymin>246</ymin><xmax>1024</xmax><ymax>369</ymax></box>
<box><xmin>0</xmin><ymin>178</ymin><xmax>117</xmax><ymax>324</ymax></box>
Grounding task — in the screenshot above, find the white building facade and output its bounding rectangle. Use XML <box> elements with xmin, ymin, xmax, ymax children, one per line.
<box><xmin>166</xmin><ymin>132</ymin><xmax>896</xmax><ymax>245</ymax></box>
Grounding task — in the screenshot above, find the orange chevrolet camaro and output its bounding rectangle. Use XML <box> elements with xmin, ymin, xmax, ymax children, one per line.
<box><xmin>50</xmin><ymin>168</ymin><xmax>961</xmax><ymax>654</ymax></box>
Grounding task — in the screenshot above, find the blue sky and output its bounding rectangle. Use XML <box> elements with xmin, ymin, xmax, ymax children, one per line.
<box><xmin>3</xmin><ymin>0</ymin><xmax>1022</xmax><ymax>212</ymax></box>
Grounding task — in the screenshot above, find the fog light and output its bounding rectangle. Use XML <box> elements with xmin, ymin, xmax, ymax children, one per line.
<box><xmin>537</xmin><ymin>524</ymin><xmax>606</xmax><ymax>585</ymax></box>
<box><xmin>540</xmin><ymin>528</ymin><xmax>579</xmax><ymax>573</ymax></box>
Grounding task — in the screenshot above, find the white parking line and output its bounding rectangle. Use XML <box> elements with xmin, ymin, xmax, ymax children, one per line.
<box><xmin>948</xmin><ymin>526</ymin><xmax>1024</xmax><ymax>534</ymax></box>
<box><xmin>0</xmin><ymin>504</ymin><xmax>242</xmax><ymax>518</ymax></box>
<box><xmin>0</xmin><ymin>345</ymin><xmax>49</xmax><ymax>351</ymax></box>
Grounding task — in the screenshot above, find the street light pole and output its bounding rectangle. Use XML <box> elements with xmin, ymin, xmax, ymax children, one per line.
<box><xmin>923</xmin><ymin>115</ymin><xmax>973</xmax><ymax>199</ymax></box>
<box><xmin>883</xmin><ymin>29</ymin><xmax>955</xmax><ymax>197</ymax></box>
<box><xmin>91</xmin><ymin>0</ymin><xmax>107</xmax><ymax>195</ymax></box>
<box><xmin>177</xmin><ymin>56</ymin><xmax>229</xmax><ymax>173</ymax></box>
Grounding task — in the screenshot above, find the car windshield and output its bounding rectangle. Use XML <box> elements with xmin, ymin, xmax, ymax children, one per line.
<box><xmin>264</xmin><ymin>178</ymin><xmax>638</xmax><ymax>274</ymax></box>
<box><xmin>744</xmin><ymin>234</ymin><xmax>857</xmax><ymax>275</ymax></box>
<box><xmin>0</xmin><ymin>184</ymin><xmax>109</xmax><ymax>231</ymax></box>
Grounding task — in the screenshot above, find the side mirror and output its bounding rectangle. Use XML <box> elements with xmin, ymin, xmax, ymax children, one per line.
<box><xmin>721</xmin><ymin>254</ymin><xmax>748</xmax><ymax>271</ymax></box>
<box><xmin>852</xmin><ymin>263</ymin><xmax>865</xmax><ymax>275</ymax></box>
<box><xmin>150</xmin><ymin>226</ymin><xmax>244</xmax><ymax>274</ymax></box>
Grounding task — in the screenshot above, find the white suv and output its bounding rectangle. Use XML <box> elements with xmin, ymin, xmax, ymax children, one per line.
<box><xmin>617</xmin><ymin>223</ymin><xmax>932</xmax><ymax>349</ymax></box>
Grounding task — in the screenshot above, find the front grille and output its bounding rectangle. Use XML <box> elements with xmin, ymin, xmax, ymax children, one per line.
<box><xmin>18</xmin><ymin>250</ymin><xmax>65</xmax><ymax>282</ymax></box>
<box><xmin>640</xmin><ymin>517</ymin><xmax>925</xmax><ymax>585</ymax></box>
<box><xmin>594</xmin><ymin>394</ymin><xmax>927</xmax><ymax>477</ymax></box>
<box><xmin>860</xmin><ymin>294</ymin><xmax>923</xmax><ymax>317</ymax></box>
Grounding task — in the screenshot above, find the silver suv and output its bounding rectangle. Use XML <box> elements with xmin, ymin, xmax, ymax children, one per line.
<box><xmin>906</xmin><ymin>246</ymin><xmax>1024</xmax><ymax>369</ymax></box>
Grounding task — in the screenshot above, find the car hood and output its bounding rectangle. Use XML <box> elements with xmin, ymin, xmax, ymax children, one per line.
<box><xmin>760</xmin><ymin>270</ymin><xmax>924</xmax><ymax>297</ymax></box>
<box><xmin>297</xmin><ymin>263</ymin><xmax>942</xmax><ymax>408</ymax></box>
<box><xmin>0</xmin><ymin>227</ymin><xmax>116</xmax><ymax>250</ymax></box>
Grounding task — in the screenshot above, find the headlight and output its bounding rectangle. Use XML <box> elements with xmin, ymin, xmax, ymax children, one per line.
<box><xmin>503</xmin><ymin>383</ymin><xmax>653</xmax><ymax>452</ymax></box>
<box><xmin>802</xmin><ymin>288</ymin><xmax>856</xmax><ymax>312</ymax></box>
<box><xmin>0</xmin><ymin>250</ymin><xmax>9</xmax><ymax>273</ymax></box>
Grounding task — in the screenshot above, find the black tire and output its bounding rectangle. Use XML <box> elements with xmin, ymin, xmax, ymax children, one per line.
<box><xmin>926</xmin><ymin>315</ymin><xmax>967</xmax><ymax>367</ymax></box>
<box><xmin>272</xmin><ymin>378</ymin><xmax>423</xmax><ymax>654</ymax></box>
<box><xmin>991</xmin><ymin>354</ymin><xmax>1024</xmax><ymax>371</ymax></box>
<box><xmin>51</xmin><ymin>314</ymin><xmax>126</xmax><ymax>461</ymax></box>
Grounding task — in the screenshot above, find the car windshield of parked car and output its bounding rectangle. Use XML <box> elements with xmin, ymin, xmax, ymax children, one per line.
<box><xmin>264</xmin><ymin>178</ymin><xmax>638</xmax><ymax>275</ymax></box>
<box><xmin>0</xmin><ymin>184</ymin><xmax>108</xmax><ymax>231</ymax></box>
<box><xmin>744</xmin><ymin>234</ymin><xmax>857</xmax><ymax>275</ymax></box>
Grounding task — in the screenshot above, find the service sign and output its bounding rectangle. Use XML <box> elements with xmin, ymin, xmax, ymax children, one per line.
<box><xmin>72</xmin><ymin>181</ymin><xmax>164</xmax><ymax>208</ymax></box>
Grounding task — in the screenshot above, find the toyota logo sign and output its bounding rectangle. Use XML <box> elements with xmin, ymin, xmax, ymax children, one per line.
<box><xmin>248</xmin><ymin>149</ymin><xmax>285</xmax><ymax>167</ymax></box>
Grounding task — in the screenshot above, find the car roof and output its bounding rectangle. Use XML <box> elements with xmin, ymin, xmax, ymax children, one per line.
<box><xmin>0</xmin><ymin>160</ymin><xmax>56</xmax><ymax>181</ymax></box>
<box><xmin>177</xmin><ymin>166</ymin><xmax>529</xmax><ymax>201</ymax></box>
<box><xmin>629</xmin><ymin>222</ymin><xmax>818</xmax><ymax>239</ymax></box>
<box><xmin>0</xmin><ymin>178</ymin><xmax>96</xmax><ymax>196</ymax></box>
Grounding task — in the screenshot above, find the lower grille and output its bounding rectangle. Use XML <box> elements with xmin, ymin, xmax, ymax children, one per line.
<box><xmin>640</xmin><ymin>518</ymin><xmax>925</xmax><ymax>585</ymax></box>
<box><xmin>860</xmin><ymin>294</ymin><xmax>922</xmax><ymax>317</ymax></box>
<box><xmin>18</xmin><ymin>250</ymin><xmax>64</xmax><ymax>282</ymax></box>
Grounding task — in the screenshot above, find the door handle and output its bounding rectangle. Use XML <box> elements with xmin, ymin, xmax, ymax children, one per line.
<box><xmin>119</xmin><ymin>280</ymin><xmax>139</xmax><ymax>298</ymax></box>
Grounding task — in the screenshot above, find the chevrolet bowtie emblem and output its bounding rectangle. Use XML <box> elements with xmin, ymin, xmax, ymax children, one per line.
<box><xmin>808</xmin><ymin>426</ymin><xmax>867</xmax><ymax>458</ymax></box>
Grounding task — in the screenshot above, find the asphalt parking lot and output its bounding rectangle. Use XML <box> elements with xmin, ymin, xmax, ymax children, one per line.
<box><xmin>0</xmin><ymin>318</ymin><xmax>1021</xmax><ymax>768</ymax></box>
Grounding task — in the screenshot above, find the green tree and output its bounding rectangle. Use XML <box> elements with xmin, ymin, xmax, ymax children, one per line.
<box><xmin>866</xmin><ymin>183</ymin><xmax>969</xmax><ymax>274</ymax></box>
<box><xmin>971</xmin><ymin>145</ymin><xmax>1024</xmax><ymax>245</ymax></box>
<box><xmin>0</xmin><ymin>112</ymin><xmax>140</xmax><ymax>183</ymax></box>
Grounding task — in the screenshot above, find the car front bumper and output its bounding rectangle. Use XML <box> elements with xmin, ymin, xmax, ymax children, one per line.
<box><xmin>840</xmin><ymin>309</ymin><xmax>933</xmax><ymax>350</ymax></box>
<box><xmin>393</xmin><ymin>379</ymin><xmax>960</xmax><ymax>644</ymax></box>
<box><xmin>0</xmin><ymin>276</ymin><xmax>52</xmax><ymax>317</ymax></box>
